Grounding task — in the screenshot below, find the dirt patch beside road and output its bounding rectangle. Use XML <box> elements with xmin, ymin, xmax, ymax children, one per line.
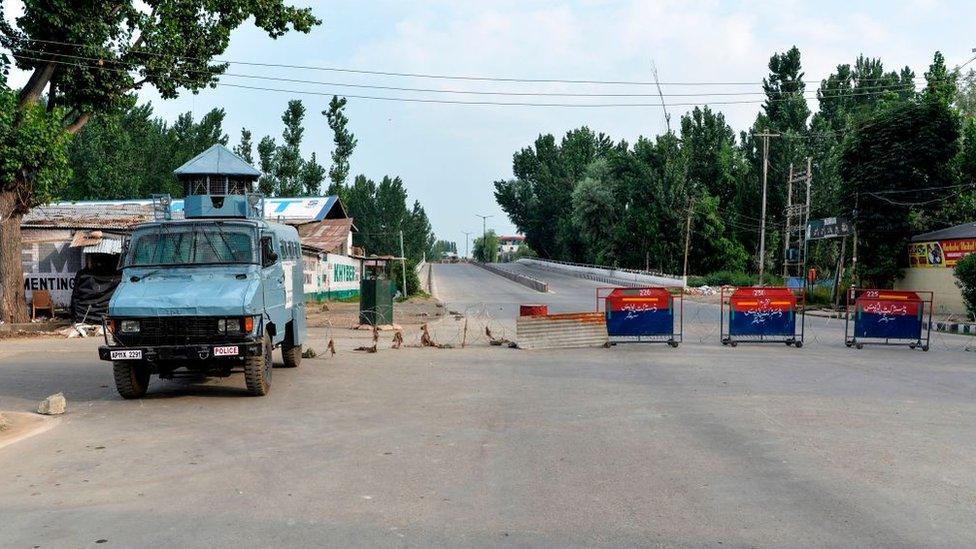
<box><xmin>0</xmin><ymin>412</ymin><xmax>58</xmax><ymax>451</ymax></box>
<box><xmin>306</xmin><ymin>296</ymin><xmax>445</xmax><ymax>329</ymax></box>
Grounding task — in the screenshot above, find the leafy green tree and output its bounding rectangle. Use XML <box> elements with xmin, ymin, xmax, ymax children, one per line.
<box><xmin>324</xmin><ymin>95</ymin><xmax>357</xmax><ymax>196</ymax></box>
<box><xmin>234</xmin><ymin>128</ymin><xmax>254</xmax><ymax>165</ymax></box>
<box><xmin>256</xmin><ymin>135</ymin><xmax>277</xmax><ymax>195</ymax></box>
<box><xmin>923</xmin><ymin>51</ymin><xmax>956</xmax><ymax>105</ymax></box>
<box><xmin>494</xmin><ymin>127</ymin><xmax>613</xmax><ymax>260</ymax></box>
<box><xmin>0</xmin><ymin>0</ymin><xmax>319</xmax><ymax>322</ymax></box>
<box><xmin>300</xmin><ymin>152</ymin><xmax>325</xmax><ymax>196</ymax></box>
<box><xmin>763</xmin><ymin>46</ymin><xmax>810</xmax><ymax>134</ymax></box>
<box><xmin>841</xmin><ymin>95</ymin><xmax>960</xmax><ymax>286</ymax></box>
<box><xmin>473</xmin><ymin>230</ymin><xmax>500</xmax><ymax>263</ymax></box>
<box><xmin>957</xmin><ymin>69</ymin><xmax>976</xmax><ymax>119</ymax></box>
<box><xmin>954</xmin><ymin>253</ymin><xmax>976</xmax><ymax>318</ymax></box>
<box><xmin>432</xmin><ymin>240</ymin><xmax>457</xmax><ymax>258</ymax></box>
<box><xmin>274</xmin><ymin>100</ymin><xmax>306</xmax><ymax>196</ymax></box>
<box><xmin>571</xmin><ymin>159</ymin><xmax>618</xmax><ymax>265</ymax></box>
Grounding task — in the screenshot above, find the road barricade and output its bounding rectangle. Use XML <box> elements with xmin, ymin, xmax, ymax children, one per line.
<box><xmin>597</xmin><ymin>287</ymin><xmax>682</xmax><ymax>347</ymax></box>
<box><xmin>516</xmin><ymin>310</ymin><xmax>608</xmax><ymax>350</ymax></box>
<box><xmin>720</xmin><ymin>286</ymin><xmax>805</xmax><ymax>347</ymax></box>
<box><xmin>844</xmin><ymin>288</ymin><xmax>932</xmax><ymax>351</ymax></box>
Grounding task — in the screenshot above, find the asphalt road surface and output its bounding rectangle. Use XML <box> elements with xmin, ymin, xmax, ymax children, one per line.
<box><xmin>1</xmin><ymin>263</ymin><xmax>974</xmax><ymax>547</ymax></box>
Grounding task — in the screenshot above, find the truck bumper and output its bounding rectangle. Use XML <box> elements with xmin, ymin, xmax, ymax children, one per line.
<box><xmin>98</xmin><ymin>341</ymin><xmax>263</xmax><ymax>362</ymax></box>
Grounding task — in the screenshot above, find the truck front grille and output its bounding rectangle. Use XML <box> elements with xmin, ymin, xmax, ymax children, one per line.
<box><xmin>115</xmin><ymin>317</ymin><xmax>247</xmax><ymax>347</ymax></box>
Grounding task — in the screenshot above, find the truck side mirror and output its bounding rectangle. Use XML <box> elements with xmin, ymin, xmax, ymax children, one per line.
<box><xmin>261</xmin><ymin>236</ymin><xmax>278</xmax><ymax>267</ymax></box>
<box><xmin>117</xmin><ymin>238</ymin><xmax>130</xmax><ymax>271</ymax></box>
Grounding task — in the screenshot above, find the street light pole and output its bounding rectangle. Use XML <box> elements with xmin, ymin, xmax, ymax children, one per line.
<box><xmin>475</xmin><ymin>214</ymin><xmax>493</xmax><ymax>262</ymax></box>
<box><xmin>753</xmin><ymin>128</ymin><xmax>779</xmax><ymax>286</ymax></box>
<box><xmin>399</xmin><ymin>229</ymin><xmax>407</xmax><ymax>297</ymax></box>
<box><xmin>462</xmin><ymin>231</ymin><xmax>472</xmax><ymax>260</ymax></box>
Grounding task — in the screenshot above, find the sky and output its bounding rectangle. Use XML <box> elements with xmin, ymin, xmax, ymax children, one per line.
<box><xmin>4</xmin><ymin>0</ymin><xmax>976</xmax><ymax>251</ymax></box>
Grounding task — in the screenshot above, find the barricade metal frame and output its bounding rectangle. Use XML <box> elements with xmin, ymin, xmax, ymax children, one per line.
<box><xmin>596</xmin><ymin>287</ymin><xmax>683</xmax><ymax>347</ymax></box>
<box><xmin>720</xmin><ymin>285</ymin><xmax>806</xmax><ymax>347</ymax></box>
<box><xmin>844</xmin><ymin>288</ymin><xmax>933</xmax><ymax>351</ymax></box>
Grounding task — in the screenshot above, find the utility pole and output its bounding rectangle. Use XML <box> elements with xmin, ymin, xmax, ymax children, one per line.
<box><xmin>462</xmin><ymin>231</ymin><xmax>472</xmax><ymax>260</ymax></box>
<box><xmin>682</xmin><ymin>198</ymin><xmax>693</xmax><ymax>288</ymax></box>
<box><xmin>475</xmin><ymin>214</ymin><xmax>493</xmax><ymax>262</ymax></box>
<box><xmin>753</xmin><ymin>128</ymin><xmax>779</xmax><ymax>286</ymax></box>
<box><xmin>399</xmin><ymin>229</ymin><xmax>407</xmax><ymax>296</ymax></box>
<box><xmin>782</xmin><ymin>158</ymin><xmax>812</xmax><ymax>284</ymax></box>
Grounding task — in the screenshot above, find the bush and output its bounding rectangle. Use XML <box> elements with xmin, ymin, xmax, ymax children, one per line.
<box><xmin>954</xmin><ymin>253</ymin><xmax>976</xmax><ymax>317</ymax></box>
<box><xmin>694</xmin><ymin>271</ymin><xmax>785</xmax><ymax>288</ymax></box>
<box><xmin>805</xmin><ymin>286</ymin><xmax>833</xmax><ymax>306</ymax></box>
<box><xmin>390</xmin><ymin>258</ymin><xmax>422</xmax><ymax>297</ymax></box>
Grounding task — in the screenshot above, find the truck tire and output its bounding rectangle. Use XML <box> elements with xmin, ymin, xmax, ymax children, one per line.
<box><xmin>280</xmin><ymin>326</ymin><xmax>302</xmax><ymax>369</ymax></box>
<box><xmin>113</xmin><ymin>361</ymin><xmax>150</xmax><ymax>399</ymax></box>
<box><xmin>244</xmin><ymin>333</ymin><xmax>273</xmax><ymax>396</ymax></box>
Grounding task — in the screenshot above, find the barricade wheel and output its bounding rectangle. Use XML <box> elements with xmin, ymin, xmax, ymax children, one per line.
<box><xmin>909</xmin><ymin>342</ymin><xmax>917</xmax><ymax>349</ymax></box>
<box><xmin>922</xmin><ymin>345</ymin><xmax>929</xmax><ymax>352</ymax></box>
<box><xmin>845</xmin><ymin>341</ymin><xmax>853</xmax><ymax>348</ymax></box>
<box><xmin>855</xmin><ymin>343</ymin><xmax>864</xmax><ymax>350</ymax></box>
<box><xmin>668</xmin><ymin>341</ymin><xmax>679</xmax><ymax>348</ymax></box>
<box><xmin>730</xmin><ymin>341</ymin><xmax>738</xmax><ymax>347</ymax></box>
<box><xmin>795</xmin><ymin>341</ymin><xmax>803</xmax><ymax>349</ymax></box>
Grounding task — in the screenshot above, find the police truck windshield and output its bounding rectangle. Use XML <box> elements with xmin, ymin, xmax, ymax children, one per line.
<box><xmin>127</xmin><ymin>224</ymin><xmax>256</xmax><ymax>267</ymax></box>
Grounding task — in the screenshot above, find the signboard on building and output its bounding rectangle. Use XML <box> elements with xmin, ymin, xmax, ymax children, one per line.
<box><xmin>21</xmin><ymin>231</ymin><xmax>83</xmax><ymax>307</ymax></box>
<box><xmin>302</xmin><ymin>252</ymin><xmax>361</xmax><ymax>301</ymax></box>
<box><xmin>806</xmin><ymin>217</ymin><xmax>853</xmax><ymax>240</ymax></box>
<box><xmin>908</xmin><ymin>238</ymin><xmax>976</xmax><ymax>268</ymax></box>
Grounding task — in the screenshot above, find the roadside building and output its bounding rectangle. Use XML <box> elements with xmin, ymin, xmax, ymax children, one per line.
<box><xmin>21</xmin><ymin>196</ymin><xmax>361</xmax><ymax>307</ymax></box>
<box><xmin>498</xmin><ymin>235</ymin><xmax>526</xmax><ymax>255</ymax></box>
<box><xmin>20</xmin><ymin>145</ymin><xmax>362</xmax><ymax>309</ymax></box>
<box><xmin>896</xmin><ymin>221</ymin><xmax>976</xmax><ymax>315</ymax></box>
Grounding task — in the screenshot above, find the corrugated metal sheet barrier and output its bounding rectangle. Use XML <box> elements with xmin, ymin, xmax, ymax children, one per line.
<box><xmin>516</xmin><ymin>312</ymin><xmax>609</xmax><ymax>350</ymax></box>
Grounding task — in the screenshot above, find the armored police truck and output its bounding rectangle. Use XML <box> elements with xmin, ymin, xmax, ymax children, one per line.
<box><xmin>98</xmin><ymin>193</ymin><xmax>307</xmax><ymax>397</ymax></box>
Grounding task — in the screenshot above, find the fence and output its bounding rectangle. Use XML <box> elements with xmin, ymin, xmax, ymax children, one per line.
<box><xmin>517</xmin><ymin>258</ymin><xmax>683</xmax><ymax>288</ymax></box>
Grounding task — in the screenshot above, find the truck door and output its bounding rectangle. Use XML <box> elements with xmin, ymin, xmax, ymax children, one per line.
<box><xmin>260</xmin><ymin>233</ymin><xmax>287</xmax><ymax>343</ymax></box>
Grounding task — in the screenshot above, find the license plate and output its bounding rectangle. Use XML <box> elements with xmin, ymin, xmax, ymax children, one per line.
<box><xmin>213</xmin><ymin>346</ymin><xmax>239</xmax><ymax>357</ymax></box>
<box><xmin>110</xmin><ymin>349</ymin><xmax>142</xmax><ymax>360</ymax></box>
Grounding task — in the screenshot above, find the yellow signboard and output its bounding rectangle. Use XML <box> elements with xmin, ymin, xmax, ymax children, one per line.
<box><xmin>908</xmin><ymin>238</ymin><xmax>976</xmax><ymax>268</ymax></box>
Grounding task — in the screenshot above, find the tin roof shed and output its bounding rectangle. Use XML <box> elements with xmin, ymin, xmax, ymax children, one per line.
<box><xmin>911</xmin><ymin>222</ymin><xmax>976</xmax><ymax>242</ymax></box>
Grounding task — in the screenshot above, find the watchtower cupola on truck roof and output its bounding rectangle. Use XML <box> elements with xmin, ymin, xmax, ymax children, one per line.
<box><xmin>174</xmin><ymin>144</ymin><xmax>262</xmax><ymax>196</ymax></box>
<box><xmin>172</xmin><ymin>144</ymin><xmax>265</xmax><ymax>220</ymax></box>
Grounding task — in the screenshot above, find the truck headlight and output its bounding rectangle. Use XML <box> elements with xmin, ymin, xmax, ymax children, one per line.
<box><xmin>120</xmin><ymin>320</ymin><xmax>140</xmax><ymax>333</ymax></box>
<box><xmin>218</xmin><ymin>318</ymin><xmax>246</xmax><ymax>333</ymax></box>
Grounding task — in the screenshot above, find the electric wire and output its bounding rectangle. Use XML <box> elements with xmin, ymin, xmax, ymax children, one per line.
<box><xmin>6</xmin><ymin>36</ymin><xmax>936</xmax><ymax>87</ymax></box>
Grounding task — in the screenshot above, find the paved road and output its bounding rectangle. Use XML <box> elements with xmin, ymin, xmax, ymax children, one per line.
<box><xmin>1</xmin><ymin>264</ymin><xmax>974</xmax><ymax>547</ymax></box>
<box><xmin>441</xmin><ymin>262</ymin><xmax>973</xmax><ymax>352</ymax></box>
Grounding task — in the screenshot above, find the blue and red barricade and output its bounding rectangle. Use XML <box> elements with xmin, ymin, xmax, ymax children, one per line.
<box><xmin>844</xmin><ymin>288</ymin><xmax>933</xmax><ymax>351</ymax></box>
<box><xmin>597</xmin><ymin>287</ymin><xmax>682</xmax><ymax>347</ymax></box>
<box><xmin>720</xmin><ymin>286</ymin><xmax>805</xmax><ymax>347</ymax></box>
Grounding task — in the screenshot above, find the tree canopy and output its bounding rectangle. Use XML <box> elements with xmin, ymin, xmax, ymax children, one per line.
<box><xmin>495</xmin><ymin>48</ymin><xmax>976</xmax><ymax>288</ymax></box>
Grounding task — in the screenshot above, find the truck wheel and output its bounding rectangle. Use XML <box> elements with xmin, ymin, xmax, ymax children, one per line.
<box><xmin>280</xmin><ymin>328</ymin><xmax>302</xmax><ymax>369</ymax></box>
<box><xmin>244</xmin><ymin>333</ymin><xmax>272</xmax><ymax>396</ymax></box>
<box><xmin>113</xmin><ymin>361</ymin><xmax>150</xmax><ymax>399</ymax></box>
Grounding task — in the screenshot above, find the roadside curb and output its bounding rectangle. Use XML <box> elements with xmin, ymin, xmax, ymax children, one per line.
<box><xmin>804</xmin><ymin>309</ymin><xmax>976</xmax><ymax>336</ymax></box>
<box><xmin>472</xmin><ymin>262</ymin><xmax>549</xmax><ymax>293</ymax></box>
<box><xmin>924</xmin><ymin>320</ymin><xmax>976</xmax><ymax>336</ymax></box>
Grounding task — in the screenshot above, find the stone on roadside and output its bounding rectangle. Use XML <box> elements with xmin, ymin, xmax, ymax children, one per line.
<box><xmin>37</xmin><ymin>392</ymin><xmax>67</xmax><ymax>415</ymax></box>
<box><xmin>0</xmin><ymin>412</ymin><xmax>8</xmax><ymax>431</ymax></box>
